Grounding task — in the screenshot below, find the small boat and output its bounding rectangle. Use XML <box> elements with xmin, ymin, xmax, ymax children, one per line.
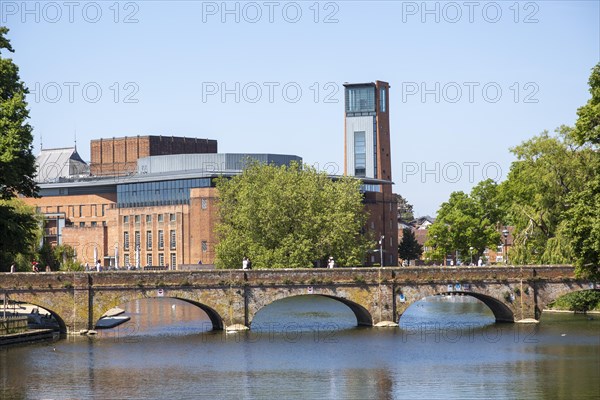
<box><xmin>95</xmin><ymin>315</ymin><xmax>131</xmax><ymax>329</ymax></box>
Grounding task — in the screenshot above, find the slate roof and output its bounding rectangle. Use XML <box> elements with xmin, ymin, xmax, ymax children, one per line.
<box><xmin>35</xmin><ymin>147</ymin><xmax>89</xmax><ymax>183</ymax></box>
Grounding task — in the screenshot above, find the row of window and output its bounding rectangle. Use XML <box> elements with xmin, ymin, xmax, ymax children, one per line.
<box><xmin>124</xmin><ymin>230</ymin><xmax>176</xmax><ymax>250</ymax></box>
<box><xmin>122</xmin><ymin>252</ymin><xmax>177</xmax><ymax>268</ymax></box>
<box><xmin>39</xmin><ymin>204</ymin><xmax>111</xmax><ymax>219</ymax></box>
<box><xmin>123</xmin><ymin>213</ymin><xmax>176</xmax><ymax>224</ymax></box>
<box><xmin>76</xmin><ymin>221</ymin><xmax>107</xmax><ymax>227</ymax></box>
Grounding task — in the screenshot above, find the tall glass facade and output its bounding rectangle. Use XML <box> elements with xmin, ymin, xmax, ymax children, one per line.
<box><xmin>117</xmin><ymin>178</ymin><xmax>211</xmax><ymax>208</ymax></box>
<box><xmin>354</xmin><ymin>131</ymin><xmax>366</xmax><ymax>177</ymax></box>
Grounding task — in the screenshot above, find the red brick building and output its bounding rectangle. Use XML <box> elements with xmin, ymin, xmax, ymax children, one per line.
<box><xmin>23</xmin><ymin>80</ymin><xmax>398</xmax><ymax>268</ymax></box>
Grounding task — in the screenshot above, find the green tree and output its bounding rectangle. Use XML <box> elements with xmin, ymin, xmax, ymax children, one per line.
<box><xmin>565</xmin><ymin>63</ymin><xmax>600</xmax><ymax>278</ymax></box>
<box><xmin>573</xmin><ymin>63</ymin><xmax>600</xmax><ymax>145</ymax></box>
<box><xmin>0</xmin><ymin>27</ymin><xmax>39</xmax><ymax>270</ymax></box>
<box><xmin>215</xmin><ymin>161</ymin><xmax>373</xmax><ymax>269</ymax></box>
<box><xmin>395</xmin><ymin>194</ymin><xmax>414</xmax><ymax>222</ymax></box>
<box><xmin>0</xmin><ymin>198</ymin><xmax>41</xmax><ymax>270</ymax></box>
<box><xmin>426</xmin><ymin>181</ymin><xmax>502</xmax><ymax>264</ymax></box>
<box><xmin>398</xmin><ymin>228</ymin><xmax>422</xmax><ymax>265</ymax></box>
<box><xmin>0</xmin><ymin>27</ymin><xmax>37</xmax><ymax>199</ymax></box>
<box><xmin>492</xmin><ymin>64</ymin><xmax>599</xmax><ymax>277</ymax></box>
<box><xmin>37</xmin><ymin>242</ymin><xmax>81</xmax><ymax>271</ymax></box>
<box><xmin>500</xmin><ymin>125</ymin><xmax>596</xmax><ymax>267</ymax></box>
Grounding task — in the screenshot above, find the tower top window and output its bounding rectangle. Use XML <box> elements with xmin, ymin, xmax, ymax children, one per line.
<box><xmin>345</xmin><ymin>86</ymin><xmax>375</xmax><ymax>113</ymax></box>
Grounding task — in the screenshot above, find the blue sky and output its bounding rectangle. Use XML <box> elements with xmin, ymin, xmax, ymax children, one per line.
<box><xmin>4</xmin><ymin>0</ymin><xmax>599</xmax><ymax>216</ymax></box>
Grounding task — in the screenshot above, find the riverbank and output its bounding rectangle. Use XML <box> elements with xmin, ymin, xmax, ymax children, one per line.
<box><xmin>543</xmin><ymin>309</ymin><xmax>600</xmax><ymax>314</ymax></box>
<box><xmin>0</xmin><ymin>329</ymin><xmax>56</xmax><ymax>346</ymax></box>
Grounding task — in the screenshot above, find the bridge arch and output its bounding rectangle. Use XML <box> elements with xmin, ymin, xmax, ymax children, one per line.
<box><xmin>4</xmin><ymin>297</ymin><xmax>68</xmax><ymax>334</ymax></box>
<box><xmin>94</xmin><ymin>293</ymin><xmax>224</xmax><ymax>331</ymax></box>
<box><xmin>249</xmin><ymin>294</ymin><xmax>373</xmax><ymax>327</ymax></box>
<box><xmin>399</xmin><ymin>291</ymin><xmax>514</xmax><ymax>324</ymax></box>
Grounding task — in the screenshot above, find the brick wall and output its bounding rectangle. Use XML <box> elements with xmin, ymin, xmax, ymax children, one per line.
<box><xmin>90</xmin><ymin>136</ymin><xmax>218</xmax><ymax>176</ymax></box>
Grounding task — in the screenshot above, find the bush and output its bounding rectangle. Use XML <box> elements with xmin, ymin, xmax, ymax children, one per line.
<box><xmin>548</xmin><ymin>290</ymin><xmax>600</xmax><ymax>312</ymax></box>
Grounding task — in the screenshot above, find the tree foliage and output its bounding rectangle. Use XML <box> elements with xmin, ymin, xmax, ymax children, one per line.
<box><xmin>214</xmin><ymin>161</ymin><xmax>373</xmax><ymax>269</ymax></box>
<box><xmin>0</xmin><ymin>199</ymin><xmax>41</xmax><ymax>270</ymax></box>
<box><xmin>548</xmin><ymin>290</ymin><xmax>600</xmax><ymax>312</ymax></box>
<box><xmin>565</xmin><ymin>64</ymin><xmax>600</xmax><ymax>277</ymax></box>
<box><xmin>499</xmin><ymin>127</ymin><xmax>586</xmax><ymax>265</ymax></box>
<box><xmin>398</xmin><ymin>228</ymin><xmax>422</xmax><ymax>265</ymax></box>
<box><xmin>395</xmin><ymin>194</ymin><xmax>414</xmax><ymax>221</ymax></box>
<box><xmin>425</xmin><ymin>180</ymin><xmax>502</xmax><ymax>264</ymax></box>
<box><xmin>0</xmin><ymin>27</ymin><xmax>39</xmax><ymax>270</ymax></box>
<box><xmin>500</xmin><ymin>64</ymin><xmax>600</xmax><ymax>277</ymax></box>
<box><xmin>0</xmin><ymin>26</ymin><xmax>37</xmax><ymax>199</ymax></box>
<box><xmin>573</xmin><ymin>63</ymin><xmax>600</xmax><ymax>145</ymax></box>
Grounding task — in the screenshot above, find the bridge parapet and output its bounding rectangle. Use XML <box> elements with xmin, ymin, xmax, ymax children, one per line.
<box><xmin>394</xmin><ymin>266</ymin><xmax>577</xmax><ymax>283</ymax></box>
<box><xmin>243</xmin><ymin>267</ymin><xmax>394</xmax><ymax>286</ymax></box>
<box><xmin>87</xmin><ymin>270</ymin><xmax>248</xmax><ymax>289</ymax></box>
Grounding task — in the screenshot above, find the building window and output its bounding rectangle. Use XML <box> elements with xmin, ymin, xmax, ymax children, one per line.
<box><xmin>124</xmin><ymin>232</ymin><xmax>130</xmax><ymax>250</ymax></box>
<box><xmin>170</xmin><ymin>213</ymin><xmax>176</xmax><ymax>222</ymax></box>
<box><xmin>170</xmin><ymin>230</ymin><xmax>176</xmax><ymax>249</ymax></box>
<box><xmin>346</xmin><ymin>86</ymin><xmax>375</xmax><ymax>113</ymax></box>
<box><xmin>123</xmin><ymin>216</ymin><xmax>129</xmax><ymax>223</ymax></box>
<box><xmin>68</xmin><ymin>205</ymin><xmax>74</xmax><ymax>218</ymax></box>
<box><xmin>135</xmin><ymin>215</ymin><xmax>140</xmax><ymax>224</ymax></box>
<box><xmin>92</xmin><ymin>205</ymin><xmax>97</xmax><ymax>216</ymax></box>
<box><xmin>202</xmin><ymin>241</ymin><xmax>207</xmax><ymax>253</ymax></box>
<box><xmin>354</xmin><ymin>131</ymin><xmax>366</xmax><ymax>177</ymax></box>
<box><xmin>158</xmin><ymin>230</ymin><xmax>164</xmax><ymax>249</ymax></box>
<box><xmin>124</xmin><ymin>254</ymin><xmax>130</xmax><ymax>267</ymax></box>
<box><xmin>79</xmin><ymin>205</ymin><xmax>83</xmax><ymax>217</ymax></box>
<box><xmin>158</xmin><ymin>214</ymin><xmax>164</xmax><ymax>223</ymax></box>
<box><xmin>380</xmin><ymin>87</ymin><xmax>386</xmax><ymax>112</ymax></box>
<box><xmin>201</xmin><ymin>198</ymin><xmax>208</xmax><ymax>210</ymax></box>
<box><xmin>146</xmin><ymin>215</ymin><xmax>152</xmax><ymax>223</ymax></box>
<box><xmin>158</xmin><ymin>253</ymin><xmax>165</xmax><ymax>266</ymax></box>
<box><xmin>102</xmin><ymin>204</ymin><xmax>106</xmax><ymax>216</ymax></box>
<box><xmin>135</xmin><ymin>231</ymin><xmax>140</xmax><ymax>249</ymax></box>
<box><xmin>146</xmin><ymin>231</ymin><xmax>153</xmax><ymax>250</ymax></box>
<box><xmin>91</xmin><ymin>221</ymin><xmax>97</xmax><ymax>227</ymax></box>
<box><xmin>79</xmin><ymin>222</ymin><xmax>85</xmax><ymax>228</ymax></box>
<box><xmin>170</xmin><ymin>253</ymin><xmax>176</xmax><ymax>269</ymax></box>
<box><xmin>146</xmin><ymin>254</ymin><xmax>153</xmax><ymax>266</ymax></box>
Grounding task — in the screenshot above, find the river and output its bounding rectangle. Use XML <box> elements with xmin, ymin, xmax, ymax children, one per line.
<box><xmin>1</xmin><ymin>295</ymin><xmax>598</xmax><ymax>399</ymax></box>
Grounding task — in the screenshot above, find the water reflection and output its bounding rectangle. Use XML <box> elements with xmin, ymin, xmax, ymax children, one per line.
<box><xmin>0</xmin><ymin>295</ymin><xmax>598</xmax><ymax>400</ymax></box>
<box><xmin>97</xmin><ymin>297</ymin><xmax>213</xmax><ymax>339</ymax></box>
<box><xmin>400</xmin><ymin>294</ymin><xmax>496</xmax><ymax>330</ymax></box>
<box><xmin>251</xmin><ymin>295</ymin><xmax>357</xmax><ymax>333</ymax></box>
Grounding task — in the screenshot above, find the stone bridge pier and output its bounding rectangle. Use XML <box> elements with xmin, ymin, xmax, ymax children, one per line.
<box><xmin>0</xmin><ymin>266</ymin><xmax>594</xmax><ymax>334</ymax></box>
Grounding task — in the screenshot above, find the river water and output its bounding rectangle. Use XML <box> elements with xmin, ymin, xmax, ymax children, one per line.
<box><xmin>1</xmin><ymin>295</ymin><xmax>598</xmax><ymax>399</ymax></box>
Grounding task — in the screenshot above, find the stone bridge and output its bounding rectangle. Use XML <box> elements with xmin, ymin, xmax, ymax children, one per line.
<box><xmin>0</xmin><ymin>266</ymin><xmax>596</xmax><ymax>334</ymax></box>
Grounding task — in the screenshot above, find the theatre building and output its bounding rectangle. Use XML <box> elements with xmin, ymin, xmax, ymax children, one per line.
<box><xmin>25</xmin><ymin>138</ymin><xmax>302</xmax><ymax>268</ymax></box>
<box><xmin>23</xmin><ymin>81</ymin><xmax>398</xmax><ymax>268</ymax></box>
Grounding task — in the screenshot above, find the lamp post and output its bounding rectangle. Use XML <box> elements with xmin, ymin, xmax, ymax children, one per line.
<box><xmin>502</xmin><ymin>229</ymin><xmax>509</xmax><ymax>265</ymax></box>
<box><xmin>378</xmin><ymin>235</ymin><xmax>385</xmax><ymax>267</ymax></box>
<box><xmin>469</xmin><ymin>246</ymin><xmax>474</xmax><ymax>266</ymax></box>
